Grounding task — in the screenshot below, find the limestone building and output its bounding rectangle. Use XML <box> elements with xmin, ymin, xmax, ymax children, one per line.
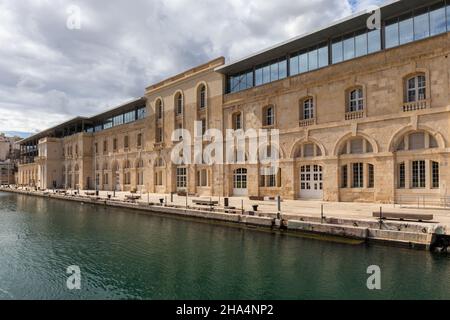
<box><xmin>18</xmin><ymin>0</ymin><xmax>450</xmax><ymax>204</ymax></box>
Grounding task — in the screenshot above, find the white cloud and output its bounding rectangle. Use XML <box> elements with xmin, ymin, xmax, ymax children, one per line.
<box><xmin>0</xmin><ymin>0</ymin><xmax>381</xmax><ymax>132</ymax></box>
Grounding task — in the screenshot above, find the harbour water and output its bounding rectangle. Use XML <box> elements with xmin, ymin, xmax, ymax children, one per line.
<box><xmin>0</xmin><ymin>192</ymin><xmax>449</xmax><ymax>300</ymax></box>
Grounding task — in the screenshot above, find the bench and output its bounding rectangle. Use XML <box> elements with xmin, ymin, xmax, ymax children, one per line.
<box><xmin>193</xmin><ymin>200</ymin><xmax>219</xmax><ymax>207</ymax></box>
<box><xmin>373</xmin><ymin>212</ymin><xmax>434</xmax><ymax>222</ymax></box>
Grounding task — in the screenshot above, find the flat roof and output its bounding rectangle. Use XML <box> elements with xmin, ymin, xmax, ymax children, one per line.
<box><xmin>19</xmin><ymin>97</ymin><xmax>146</xmax><ymax>144</ymax></box>
<box><xmin>215</xmin><ymin>0</ymin><xmax>440</xmax><ymax>75</ymax></box>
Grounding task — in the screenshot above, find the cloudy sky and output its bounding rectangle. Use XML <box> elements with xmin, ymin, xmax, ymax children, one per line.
<box><xmin>0</xmin><ymin>0</ymin><xmax>385</xmax><ymax>135</ymax></box>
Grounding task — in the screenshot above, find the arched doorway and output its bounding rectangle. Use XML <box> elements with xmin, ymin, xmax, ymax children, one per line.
<box><xmin>300</xmin><ymin>165</ymin><xmax>323</xmax><ymax>199</ymax></box>
<box><xmin>233</xmin><ymin>168</ymin><xmax>248</xmax><ymax>196</ymax></box>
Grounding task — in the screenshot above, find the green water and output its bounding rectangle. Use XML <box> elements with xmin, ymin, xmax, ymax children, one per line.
<box><xmin>0</xmin><ymin>192</ymin><xmax>449</xmax><ymax>300</ymax></box>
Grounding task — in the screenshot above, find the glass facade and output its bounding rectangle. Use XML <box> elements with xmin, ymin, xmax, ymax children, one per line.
<box><xmin>226</xmin><ymin>1</ymin><xmax>449</xmax><ymax>94</ymax></box>
<box><xmin>87</xmin><ymin>106</ymin><xmax>146</xmax><ymax>133</ymax></box>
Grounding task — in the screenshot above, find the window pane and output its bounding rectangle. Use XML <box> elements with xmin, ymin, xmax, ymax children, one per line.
<box><xmin>308</xmin><ymin>50</ymin><xmax>318</xmax><ymax>71</ymax></box>
<box><xmin>299</xmin><ymin>53</ymin><xmax>308</xmax><ymax>73</ymax></box>
<box><xmin>238</xmin><ymin>74</ymin><xmax>246</xmax><ymax>91</ymax></box>
<box><xmin>430</xmin><ymin>6</ymin><xmax>446</xmax><ymax>36</ymax></box>
<box><xmin>448</xmin><ymin>4</ymin><xmax>450</xmax><ymax>31</ymax></box>
<box><xmin>414</xmin><ymin>12</ymin><xmax>430</xmax><ymax>40</ymax></box>
<box><xmin>355</xmin><ymin>33</ymin><xmax>367</xmax><ymax>57</ymax></box>
<box><xmin>318</xmin><ymin>46</ymin><xmax>329</xmax><ymax>68</ymax></box>
<box><xmin>279</xmin><ymin>60</ymin><xmax>287</xmax><ymax>79</ymax></box>
<box><xmin>343</xmin><ymin>37</ymin><xmax>355</xmax><ymax>60</ymax></box>
<box><xmin>270</xmin><ymin>62</ymin><xmax>279</xmax><ymax>81</ymax></box>
<box><xmin>399</xmin><ymin>18</ymin><xmax>414</xmax><ymax>45</ymax></box>
<box><xmin>246</xmin><ymin>71</ymin><xmax>253</xmax><ymax>89</ymax></box>
<box><xmin>255</xmin><ymin>68</ymin><xmax>263</xmax><ymax>86</ymax></box>
<box><xmin>263</xmin><ymin>65</ymin><xmax>270</xmax><ymax>84</ymax></box>
<box><xmin>385</xmin><ymin>22</ymin><xmax>399</xmax><ymax>48</ymax></box>
<box><xmin>367</xmin><ymin>30</ymin><xmax>381</xmax><ymax>53</ymax></box>
<box><xmin>289</xmin><ymin>55</ymin><xmax>299</xmax><ymax>76</ymax></box>
<box><xmin>332</xmin><ymin>41</ymin><xmax>343</xmax><ymax>63</ymax></box>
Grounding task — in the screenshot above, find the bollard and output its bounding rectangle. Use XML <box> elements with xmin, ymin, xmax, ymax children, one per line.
<box><xmin>224</xmin><ymin>198</ymin><xmax>229</xmax><ymax>208</ymax></box>
<box><xmin>379</xmin><ymin>207</ymin><xmax>383</xmax><ymax>230</ymax></box>
<box><xmin>171</xmin><ymin>192</ymin><xmax>174</xmax><ymax>203</ymax></box>
<box><xmin>277</xmin><ymin>196</ymin><xmax>281</xmax><ymax>220</ymax></box>
<box><xmin>321</xmin><ymin>204</ymin><xmax>324</xmax><ymax>224</ymax></box>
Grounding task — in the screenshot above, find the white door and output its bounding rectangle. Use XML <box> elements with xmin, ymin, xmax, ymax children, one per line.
<box><xmin>233</xmin><ymin>168</ymin><xmax>248</xmax><ymax>196</ymax></box>
<box><xmin>300</xmin><ymin>165</ymin><xmax>323</xmax><ymax>199</ymax></box>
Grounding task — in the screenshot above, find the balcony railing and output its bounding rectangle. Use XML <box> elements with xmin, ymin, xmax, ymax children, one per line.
<box><xmin>403</xmin><ymin>100</ymin><xmax>429</xmax><ymax>112</ymax></box>
<box><xmin>299</xmin><ymin>118</ymin><xmax>316</xmax><ymax>127</ymax></box>
<box><xmin>345</xmin><ymin>110</ymin><xmax>365</xmax><ymax>121</ymax></box>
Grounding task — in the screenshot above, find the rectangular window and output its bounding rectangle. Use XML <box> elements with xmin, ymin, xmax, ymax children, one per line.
<box><xmin>113</xmin><ymin>138</ymin><xmax>117</xmax><ymax>151</ymax></box>
<box><xmin>176</xmin><ymin>167</ymin><xmax>187</xmax><ymax>188</ymax></box>
<box><xmin>385</xmin><ymin>21</ymin><xmax>399</xmax><ymax>48</ymax></box>
<box><xmin>278</xmin><ymin>60</ymin><xmax>287</xmax><ymax>79</ymax></box>
<box><xmin>124</xmin><ymin>136</ymin><xmax>129</xmax><ymax>149</ymax></box>
<box><xmin>368</xmin><ymin>164</ymin><xmax>374</xmax><ymax>188</ymax></box>
<box><xmin>262</xmin><ymin>65</ymin><xmax>270</xmax><ymax>84</ymax></box>
<box><xmin>290</xmin><ymin>55</ymin><xmax>299</xmax><ymax>76</ymax></box>
<box><xmin>95</xmin><ymin>143</ymin><xmax>98</xmax><ymax>155</ymax></box>
<box><xmin>270</xmin><ymin>62</ymin><xmax>279</xmax><ymax>82</ymax></box>
<box><xmin>299</xmin><ymin>53</ymin><xmax>308</xmax><ymax>73</ymax></box>
<box><xmin>414</xmin><ymin>11</ymin><xmax>430</xmax><ymax>41</ymax></box>
<box><xmin>308</xmin><ymin>50</ymin><xmax>318</xmax><ymax>71</ymax></box>
<box><xmin>448</xmin><ymin>4</ymin><xmax>450</xmax><ymax>31</ymax></box>
<box><xmin>399</xmin><ymin>17</ymin><xmax>414</xmax><ymax>45</ymax></box>
<box><xmin>352</xmin><ymin>163</ymin><xmax>364</xmax><ymax>188</ymax></box>
<box><xmin>355</xmin><ymin>33</ymin><xmax>368</xmax><ymax>57</ymax></box>
<box><xmin>367</xmin><ymin>29</ymin><xmax>381</xmax><ymax>53</ymax></box>
<box><xmin>398</xmin><ymin>163</ymin><xmax>405</xmax><ymax>189</ymax></box>
<box><xmin>430</xmin><ymin>6</ymin><xmax>447</xmax><ymax>36</ymax></box>
<box><xmin>137</xmin><ymin>107</ymin><xmax>146</xmax><ymax>120</ymax></box>
<box><xmin>246</xmin><ymin>71</ymin><xmax>253</xmax><ymax>89</ymax></box>
<box><xmin>341</xmin><ymin>165</ymin><xmax>348</xmax><ymax>188</ymax></box>
<box><xmin>332</xmin><ymin>41</ymin><xmax>343</xmax><ymax>63</ymax></box>
<box><xmin>137</xmin><ymin>134</ymin><xmax>142</xmax><ymax>148</ymax></box>
<box><xmin>124</xmin><ymin>111</ymin><xmax>135</xmax><ymax>124</ymax></box>
<box><xmin>113</xmin><ymin>114</ymin><xmax>124</xmax><ymax>126</ymax></box>
<box><xmin>412</xmin><ymin>160</ymin><xmax>426</xmax><ymax>188</ymax></box>
<box><xmin>343</xmin><ymin>37</ymin><xmax>355</xmax><ymax>61</ymax></box>
<box><xmin>318</xmin><ymin>46</ymin><xmax>329</xmax><ymax>68</ymax></box>
<box><xmin>255</xmin><ymin>68</ymin><xmax>263</xmax><ymax>86</ymax></box>
<box><xmin>103</xmin><ymin>118</ymin><xmax>113</xmax><ymax>130</ymax></box>
<box><xmin>432</xmin><ymin>161</ymin><xmax>440</xmax><ymax>189</ymax></box>
<box><xmin>103</xmin><ymin>141</ymin><xmax>108</xmax><ymax>153</ymax></box>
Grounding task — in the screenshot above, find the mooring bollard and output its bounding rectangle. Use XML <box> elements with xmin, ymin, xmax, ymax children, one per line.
<box><xmin>379</xmin><ymin>207</ymin><xmax>383</xmax><ymax>230</ymax></box>
<box><xmin>321</xmin><ymin>204</ymin><xmax>324</xmax><ymax>224</ymax></box>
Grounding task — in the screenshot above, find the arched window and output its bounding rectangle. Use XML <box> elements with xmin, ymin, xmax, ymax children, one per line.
<box><xmin>340</xmin><ymin>137</ymin><xmax>374</xmax><ymax>155</ymax></box>
<box><xmin>155</xmin><ymin>157</ymin><xmax>165</xmax><ymax>168</ymax></box>
<box><xmin>103</xmin><ymin>162</ymin><xmax>109</xmax><ymax>170</ymax></box>
<box><xmin>348</xmin><ymin>87</ymin><xmax>364</xmax><ymax>112</ymax></box>
<box><xmin>300</xmin><ymin>98</ymin><xmax>315</xmax><ymax>120</ymax></box>
<box><xmin>396</xmin><ymin>131</ymin><xmax>438</xmax><ymax>151</ymax></box>
<box><xmin>175</xmin><ymin>92</ymin><xmax>183</xmax><ymax>116</ymax></box>
<box><xmin>156</xmin><ymin>99</ymin><xmax>164</xmax><ymax>120</ymax></box>
<box><xmin>293</xmin><ymin>142</ymin><xmax>323</xmax><ymax>158</ymax></box>
<box><xmin>263</xmin><ymin>105</ymin><xmax>275</xmax><ymax>127</ymax></box>
<box><xmin>124</xmin><ymin>160</ymin><xmax>131</xmax><ymax>169</ymax></box>
<box><xmin>198</xmin><ymin>85</ymin><xmax>206</xmax><ymax>109</ymax></box>
<box><xmin>406</xmin><ymin>74</ymin><xmax>426</xmax><ymax>103</ymax></box>
<box><xmin>74</xmin><ymin>164</ymin><xmax>79</xmax><ymax>172</ymax></box>
<box><xmin>136</xmin><ymin>159</ymin><xmax>144</xmax><ymax>168</ymax></box>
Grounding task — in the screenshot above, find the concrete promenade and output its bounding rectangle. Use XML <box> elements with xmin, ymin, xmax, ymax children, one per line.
<box><xmin>49</xmin><ymin>189</ymin><xmax>450</xmax><ymax>231</ymax></box>
<box><xmin>2</xmin><ymin>187</ymin><xmax>449</xmax><ymax>250</ymax></box>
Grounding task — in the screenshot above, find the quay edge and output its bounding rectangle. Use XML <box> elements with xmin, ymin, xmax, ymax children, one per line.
<box><xmin>0</xmin><ymin>188</ymin><xmax>446</xmax><ymax>251</ymax></box>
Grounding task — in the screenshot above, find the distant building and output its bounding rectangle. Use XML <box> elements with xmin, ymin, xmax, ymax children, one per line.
<box><xmin>0</xmin><ymin>161</ymin><xmax>15</xmax><ymax>185</ymax></box>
